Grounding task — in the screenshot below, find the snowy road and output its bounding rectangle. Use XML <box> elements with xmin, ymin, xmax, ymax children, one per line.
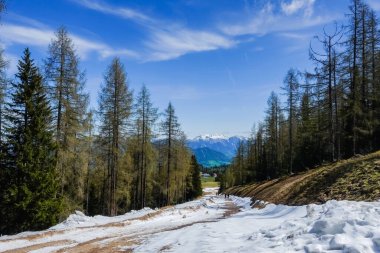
<box><xmin>1</xmin><ymin>188</ymin><xmax>380</xmax><ymax>252</ymax></box>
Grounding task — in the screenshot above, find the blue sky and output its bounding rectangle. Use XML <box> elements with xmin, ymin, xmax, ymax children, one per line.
<box><xmin>1</xmin><ymin>0</ymin><xmax>380</xmax><ymax>138</ymax></box>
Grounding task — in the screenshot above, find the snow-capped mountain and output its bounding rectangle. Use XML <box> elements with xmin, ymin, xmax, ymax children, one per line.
<box><xmin>187</xmin><ymin>135</ymin><xmax>247</xmax><ymax>167</ymax></box>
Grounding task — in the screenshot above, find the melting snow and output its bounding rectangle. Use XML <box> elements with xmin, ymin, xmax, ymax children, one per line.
<box><xmin>1</xmin><ymin>188</ymin><xmax>380</xmax><ymax>252</ymax></box>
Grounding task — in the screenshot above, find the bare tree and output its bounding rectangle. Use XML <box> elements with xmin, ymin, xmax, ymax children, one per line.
<box><xmin>98</xmin><ymin>58</ymin><xmax>132</xmax><ymax>216</ymax></box>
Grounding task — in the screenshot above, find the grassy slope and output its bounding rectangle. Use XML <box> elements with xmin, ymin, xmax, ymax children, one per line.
<box><xmin>201</xmin><ymin>176</ymin><xmax>220</xmax><ymax>188</ymax></box>
<box><xmin>225</xmin><ymin>151</ymin><xmax>380</xmax><ymax>205</ymax></box>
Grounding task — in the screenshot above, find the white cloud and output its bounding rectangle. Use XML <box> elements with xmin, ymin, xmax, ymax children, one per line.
<box><xmin>145</xmin><ymin>28</ymin><xmax>235</xmax><ymax>61</ymax></box>
<box><xmin>70</xmin><ymin>34</ymin><xmax>138</xmax><ymax>59</ymax></box>
<box><xmin>3</xmin><ymin>52</ymin><xmax>19</xmax><ymax>75</ymax></box>
<box><xmin>279</xmin><ymin>32</ymin><xmax>313</xmax><ymax>40</ymax></box>
<box><xmin>1</xmin><ymin>23</ymin><xmax>138</xmax><ymax>60</ymax></box>
<box><xmin>220</xmin><ymin>2</ymin><xmax>336</xmax><ymax>37</ymax></box>
<box><xmin>73</xmin><ymin>0</ymin><xmax>337</xmax><ymax>61</ymax></box>
<box><xmin>73</xmin><ymin>0</ymin><xmax>236</xmax><ymax>61</ymax></box>
<box><xmin>1</xmin><ymin>24</ymin><xmax>52</xmax><ymax>47</ymax></box>
<box><xmin>281</xmin><ymin>0</ymin><xmax>316</xmax><ymax>17</ymax></box>
<box><xmin>74</xmin><ymin>0</ymin><xmax>155</xmax><ymax>25</ymax></box>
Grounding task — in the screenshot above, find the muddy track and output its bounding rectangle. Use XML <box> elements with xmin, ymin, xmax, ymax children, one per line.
<box><xmin>1</xmin><ymin>198</ymin><xmax>240</xmax><ymax>253</ymax></box>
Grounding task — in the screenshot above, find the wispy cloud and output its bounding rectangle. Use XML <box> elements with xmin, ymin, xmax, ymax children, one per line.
<box><xmin>69</xmin><ymin>34</ymin><xmax>138</xmax><ymax>59</ymax></box>
<box><xmin>145</xmin><ymin>29</ymin><xmax>235</xmax><ymax>61</ymax></box>
<box><xmin>281</xmin><ymin>0</ymin><xmax>316</xmax><ymax>17</ymax></box>
<box><xmin>1</xmin><ymin>21</ymin><xmax>138</xmax><ymax>60</ymax></box>
<box><xmin>74</xmin><ymin>0</ymin><xmax>155</xmax><ymax>25</ymax></box>
<box><xmin>279</xmin><ymin>32</ymin><xmax>313</xmax><ymax>40</ymax></box>
<box><xmin>73</xmin><ymin>0</ymin><xmax>236</xmax><ymax>61</ymax></box>
<box><xmin>73</xmin><ymin>0</ymin><xmax>338</xmax><ymax>61</ymax></box>
<box><xmin>1</xmin><ymin>24</ymin><xmax>52</xmax><ymax>47</ymax></box>
<box><xmin>3</xmin><ymin>52</ymin><xmax>19</xmax><ymax>75</ymax></box>
<box><xmin>220</xmin><ymin>2</ymin><xmax>336</xmax><ymax>37</ymax></box>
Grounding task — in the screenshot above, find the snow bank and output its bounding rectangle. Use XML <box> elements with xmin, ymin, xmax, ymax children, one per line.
<box><xmin>51</xmin><ymin>207</ymin><xmax>154</xmax><ymax>230</ymax></box>
<box><xmin>230</xmin><ymin>195</ymin><xmax>252</xmax><ymax>210</ymax></box>
<box><xmin>2</xmin><ymin>190</ymin><xmax>380</xmax><ymax>253</ymax></box>
<box><xmin>136</xmin><ymin>198</ymin><xmax>380</xmax><ymax>253</ymax></box>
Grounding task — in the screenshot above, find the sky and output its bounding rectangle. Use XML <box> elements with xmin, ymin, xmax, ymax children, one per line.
<box><xmin>1</xmin><ymin>0</ymin><xmax>380</xmax><ymax>138</ymax></box>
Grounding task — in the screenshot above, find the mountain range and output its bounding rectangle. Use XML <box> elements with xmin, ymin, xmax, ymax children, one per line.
<box><xmin>187</xmin><ymin>135</ymin><xmax>247</xmax><ymax>168</ymax></box>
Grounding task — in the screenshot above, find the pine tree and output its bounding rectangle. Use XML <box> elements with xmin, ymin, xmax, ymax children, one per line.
<box><xmin>98</xmin><ymin>57</ymin><xmax>132</xmax><ymax>216</ymax></box>
<box><xmin>1</xmin><ymin>48</ymin><xmax>61</xmax><ymax>234</ymax></box>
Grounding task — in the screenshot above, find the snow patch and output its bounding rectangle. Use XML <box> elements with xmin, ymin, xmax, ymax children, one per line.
<box><xmin>2</xmin><ymin>192</ymin><xmax>380</xmax><ymax>253</ymax></box>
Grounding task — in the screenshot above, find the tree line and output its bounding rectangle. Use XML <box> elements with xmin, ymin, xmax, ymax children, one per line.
<box><xmin>0</xmin><ymin>24</ymin><xmax>202</xmax><ymax>234</ymax></box>
<box><xmin>223</xmin><ymin>0</ymin><xmax>380</xmax><ymax>189</ymax></box>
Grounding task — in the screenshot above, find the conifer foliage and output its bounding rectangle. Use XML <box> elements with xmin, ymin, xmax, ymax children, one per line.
<box><xmin>225</xmin><ymin>0</ymin><xmax>380</xmax><ymax>188</ymax></box>
<box><xmin>97</xmin><ymin>58</ymin><xmax>132</xmax><ymax>216</ymax></box>
<box><xmin>186</xmin><ymin>155</ymin><xmax>202</xmax><ymax>200</ymax></box>
<box><xmin>0</xmin><ymin>32</ymin><xmax>200</xmax><ymax>234</ymax></box>
<box><xmin>0</xmin><ymin>49</ymin><xmax>61</xmax><ymax>234</ymax></box>
<box><xmin>45</xmin><ymin>27</ymin><xmax>89</xmax><ymax>215</ymax></box>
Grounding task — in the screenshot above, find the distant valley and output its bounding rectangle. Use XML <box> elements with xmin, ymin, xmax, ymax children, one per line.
<box><xmin>187</xmin><ymin>135</ymin><xmax>247</xmax><ymax>168</ymax></box>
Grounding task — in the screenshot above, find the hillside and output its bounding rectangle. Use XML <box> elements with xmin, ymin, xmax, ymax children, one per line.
<box><xmin>187</xmin><ymin>135</ymin><xmax>246</xmax><ymax>167</ymax></box>
<box><xmin>192</xmin><ymin>147</ymin><xmax>230</xmax><ymax>167</ymax></box>
<box><xmin>225</xmin><ymin>151</ymin><xmax>380</xmax><ymax>206</ymax></box>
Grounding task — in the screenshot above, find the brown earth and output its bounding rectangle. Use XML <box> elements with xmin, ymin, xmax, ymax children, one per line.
<box><xmin>224</xmin><ymin>150</ymin><xmax>380</xmax><ymax>206</ymax></box>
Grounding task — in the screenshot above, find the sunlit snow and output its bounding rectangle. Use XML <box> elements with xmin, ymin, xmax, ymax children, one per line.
<box><xmin>1</xmin><ymin>188</ymin><xmax>380</xmax><ymax>252</ymax></box>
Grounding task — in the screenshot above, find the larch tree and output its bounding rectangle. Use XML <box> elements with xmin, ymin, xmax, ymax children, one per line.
<box><xmin>45</xmin><ymin>27</ymin><xmax>89</xmax><ymax>214</ymax></box>
<box><xmin>344</xmin><ymin>0</ymin><xmax>362</xmax><ymax>156</ymax></box>
<box><xmin>98</xmin><ymin>57</ymin><xmax>132</xmax><ymax>216</ymax></box>
<box><xmin>265</xmin><ymin>92</ymin><xmax>282</xmax><ymax>179</ymax></box>
<box><xmin>160</xmin><ymin>102</ymin><xmax>181</xmax><ymax>205</ymax></box>
<box><xmin>282</xmin><ymin>69</ymin><xmax>300</xmax><ymax>174</ymax></box>
<box><xmin>1</xmin><ymin>48</ymin><xmax>61</xmax><ymax>234</ymax></box>
<box><xmin>310</xmin><ymin>23</ymin><xmax>344</xmax><ymax>161</ymax></box>
<box><xmin>131</xmin><ymin>85</ymin><xmax>158</xmax><ymax>209</ymax></box>
<box><xmin>368</xmin><ymin>10</ymin><xmax>380</xmax><ymax>150</ymax></box>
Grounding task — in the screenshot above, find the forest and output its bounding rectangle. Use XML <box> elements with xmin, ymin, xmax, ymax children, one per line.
<box><xmin>0</xmin><ymin>3</ymin><xmax>202</xmax><ymax>234</ymax></box>
<box><xmin>223</xmin><ymin>0</ymin><xmax>380</xmax><ymax>190</ymax></box>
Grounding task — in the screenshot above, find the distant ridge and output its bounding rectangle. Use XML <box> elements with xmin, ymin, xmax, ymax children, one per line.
<box><xmin>192</xmin><ymin>147</ymin><xmax>230</xmax><ymax>168</ymax></box>
<box><xmin>187</xmin><ymin>135</ymin><xmax>247</xmax><ymax>168</ymax></box>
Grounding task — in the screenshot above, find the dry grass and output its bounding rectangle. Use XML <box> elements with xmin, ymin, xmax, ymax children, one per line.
<box><xmin>225</xmin><ymin>151</ymin><xmax>380</xmax><ymax>205</ymax></box>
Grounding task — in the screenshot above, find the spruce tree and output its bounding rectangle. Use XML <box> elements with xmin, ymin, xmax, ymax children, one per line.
<box><xmin>187</xmin><ymin>155</ymin><xmax>202</xmax><ymax>199</ymax></box>
<box><xmin>1</xmin><ymin>48</ymin><xmax>61</xmax><ymax>234</ymax></box>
